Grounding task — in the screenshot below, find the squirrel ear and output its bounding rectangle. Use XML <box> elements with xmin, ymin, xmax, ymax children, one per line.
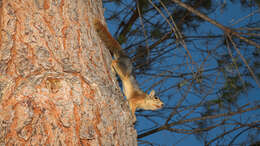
<box><xmin>149</xmin><ymin>90</ymin><xmax>155</xmax><ymax>97</ymax></box>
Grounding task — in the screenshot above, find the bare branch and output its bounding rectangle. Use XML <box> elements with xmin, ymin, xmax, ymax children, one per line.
<box><xmin>171</xmin><ymin>0</ymin><xmax>260</xmax><ymax>49</ymax></box>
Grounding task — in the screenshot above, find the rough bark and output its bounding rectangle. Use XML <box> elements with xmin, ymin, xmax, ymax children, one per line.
<box><xmin>0</xmin><ymin>0</ymin><xmax>137</xmax><ymax>145</ymax></box>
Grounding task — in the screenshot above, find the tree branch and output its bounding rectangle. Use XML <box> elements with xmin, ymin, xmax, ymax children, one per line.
<box><xmin>171</xmin><ymin>0</ymin><xmax>260</xmax><ymax>49</ymax></box>
<box><xmin>138</xmin><ymin>105</ymin><xmax>260</xmax><ymax>138</ymax></box>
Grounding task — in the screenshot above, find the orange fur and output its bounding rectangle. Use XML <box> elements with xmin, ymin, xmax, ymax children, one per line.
<box><xmin>93</xmin><ymin>19</ymin><xmax>124</xmax><ymax>59</ymax></box>
<box><xmin>94</xmin><ymin>19</ymin><xmax>163</xmax><ymax>123</ymax></box>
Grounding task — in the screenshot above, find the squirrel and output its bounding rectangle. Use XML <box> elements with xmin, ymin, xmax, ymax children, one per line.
<box><xmin>93</xmin><ymin>19</ymin><xmax>164</xmax><ymax>122</ymax></box>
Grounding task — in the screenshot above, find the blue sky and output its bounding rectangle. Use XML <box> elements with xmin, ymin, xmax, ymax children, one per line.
<box><xmin>103</xmin><ymin>1</ymin><xmax>260</xmax><ymax>145</ymax></box>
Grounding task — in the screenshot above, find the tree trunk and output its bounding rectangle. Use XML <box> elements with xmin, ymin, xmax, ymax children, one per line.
<box><xmin>0</xmin><ymin>0</ymin><xmax>137</xmax><ymax>145</ymax></box>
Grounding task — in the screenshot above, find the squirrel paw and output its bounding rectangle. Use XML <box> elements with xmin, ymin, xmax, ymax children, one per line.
<box><xmin>110</xmin><ymin>60</ymin><xmax>116</xmax><ymax>74</ymax></box>
<box><xmin>132</xmin><ymin>114</ymin><xmax>136</xmax><ymax>124</ymax></box>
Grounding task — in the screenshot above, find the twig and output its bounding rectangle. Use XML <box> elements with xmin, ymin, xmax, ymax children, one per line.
<box><xmin>227</xmin><ymin>34</ymin><xmax>260</xmax><ymax>88</ymax></box>
<box><xmin>171</xmin><ymin>0</ymin><xmax>260</xmax><ymax>49</ymax></box>
<box><xmin>138</xmin><ymin>105</ymin><xmax>260</xmax><ymax>138</ymax></box>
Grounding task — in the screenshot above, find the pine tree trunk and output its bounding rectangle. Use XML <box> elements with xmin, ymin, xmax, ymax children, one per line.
<box><xmin>0</xmin><ymin>0</ymin><xmax>137</xmax><ymax>145</ymax></box>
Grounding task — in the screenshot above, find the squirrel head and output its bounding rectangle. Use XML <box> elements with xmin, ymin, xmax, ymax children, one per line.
<box><xmin>142</xmin><ymin>90</ymin><xmax>164</xmax><ymax>110</ymax></box>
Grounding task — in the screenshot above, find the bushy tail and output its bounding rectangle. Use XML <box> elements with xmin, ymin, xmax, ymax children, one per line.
<box><xmin>93</xmin><ymin>19</ymin><xmax>125</xmax><ymax>59</ymax></box>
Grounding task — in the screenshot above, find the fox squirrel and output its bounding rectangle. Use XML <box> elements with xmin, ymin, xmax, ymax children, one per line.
<box><xmin>93</xmin><ymin>19</ymin><xmax>164</xmax><ymax>122</ymax></box>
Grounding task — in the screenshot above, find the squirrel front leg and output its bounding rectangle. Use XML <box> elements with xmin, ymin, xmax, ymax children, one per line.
<box><xmin>112</xmin><ymin>60</ymin><xmax>136</xmax><ymax>122</ymax></box>
<box><xmin>128</xmin><ymin>100</ymin><xmax>137</xmax><ymax>123</ymax></box>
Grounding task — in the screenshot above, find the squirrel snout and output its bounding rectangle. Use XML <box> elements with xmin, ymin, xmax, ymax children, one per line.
<box><xmin>160</xmin><ymin>103</ymin><xmax>164</xmax><ymax>108</ymax></box>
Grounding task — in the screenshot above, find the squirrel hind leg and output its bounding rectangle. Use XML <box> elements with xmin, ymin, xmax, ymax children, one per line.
<box><xmin>111</xmin><ymin>60</ymin><xmax>127</xmax><ymax>79</ymax></box>
<box><xmin>110</xmin><ymin>60</ymin><xmax>117</xmax><ymax>74</ymax></box>
<box><xmin>117</xmin><ymin>56</ymin><xmax>133</xmax><ymax>76</ymax></box>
